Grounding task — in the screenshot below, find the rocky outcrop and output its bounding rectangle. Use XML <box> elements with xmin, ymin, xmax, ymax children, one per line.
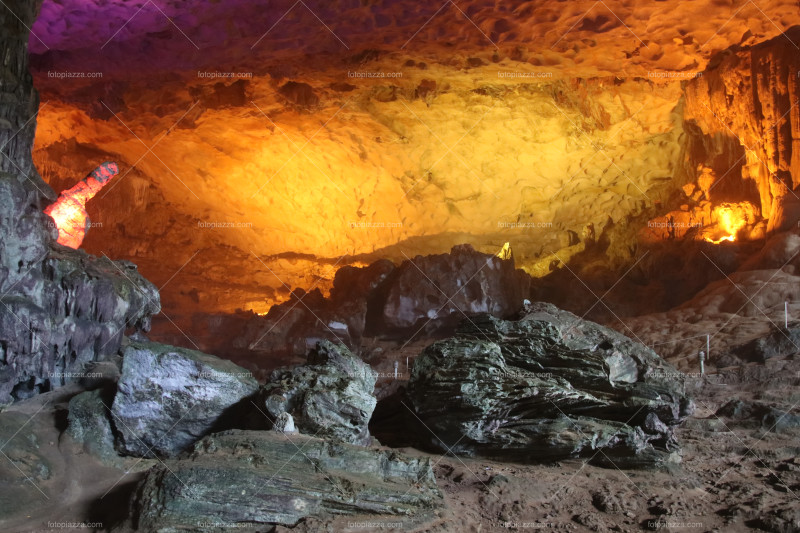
<box><xmin>407</xmin><ymin>303</ymin><xmax>694</xmax><ymax>468</ymax></box>
<box><xmin>379</xmin><ymin>244</ymin><xmax>530</xmax><ymax>334</ymax></box>
<box><xmin>716</xmin><ymin>399</ymin><xmax>800</xmax><ymax>433</ymax></box>
<box><xmin>111</xmin><ymin>340</ymin><xmax>259</xmax><ymax>457</ymax></box>
<box><xmin>244</xmin><ymin>259</ymin><xmax>395</xmax><ymax>358</ymax></box>
<box><xmin>0</xmin><ymin>2</ymin><xmax>160</xmax><ymax>407</ymax></box>
<box><xmin>263</xmin><ymin>341</ymin><xmax>378</xmax><ymax>445</ymax></box>
<box><xmin>684</xmin><ymin>26</ymin><xmax>800</xmax><ymax>231</ymax></box>
<box><xmin>730</xmin><ymin>324</ymin><xmax>800</xmax><ymax>363</ymax></box>
<box><xmin>0</xmin><ymin>190</ymin><xmax>160</xmax><ymax>404</ymax></box>
<box><xmin>243</xmin><ymin>247</ymin><xmax>530</xmax><ymax>357</ymax></box>
<box><xmin>130</xmin><ymin>430</ymin><xmax>443</xmax><ymax>531</ymax></box>
<box><xmin>0</xmin><ymin>0</ymin><xmax>44</xmax><ymax>181</ymax></box>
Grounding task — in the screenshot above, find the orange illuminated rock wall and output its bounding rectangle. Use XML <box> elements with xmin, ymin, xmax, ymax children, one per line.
<box><xmin>28</xmin><ymin>0</ymin><xmax>800</xmax><ymax>322</ymax></box>
<box><xmin>43</xmin><ymin>162</ymin><xmax>118</xmax><ymax>248</ymax></box>
<box><xmin>684</xmin><ymin>27</ymin><xmax>800</xmax><ymax>232</ymax></box>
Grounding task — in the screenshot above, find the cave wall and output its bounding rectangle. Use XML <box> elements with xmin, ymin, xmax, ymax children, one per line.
<box><xmin>22</xmin><ymin>0</ymin><xmax>800</xmax><ymax>336</ymax></box>
<box><xmin>684</xmin><ymin>27</ymin><xmax>800</xmax><ymax>231</ymax></box>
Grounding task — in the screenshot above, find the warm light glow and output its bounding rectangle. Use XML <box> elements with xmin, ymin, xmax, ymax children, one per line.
<box><xmin>43</xmin><ymin>162</ymin><xmax>118</xmax><ymax>249</ymax></box>
<box><xmin>704</xmin><ymin>202</ymin><xmax>753</xmax><ymax>244</ymax></box>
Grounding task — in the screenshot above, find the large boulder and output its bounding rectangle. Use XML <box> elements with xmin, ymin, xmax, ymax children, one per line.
<box><xmin>379</xmin><ymin>244</ymin><xmax>530</xmax><ymax>334</ymax></box>
<box><xmin>407</xmin><ymin>302</ymin><xmax>694</xmax><ymax>468</ymax></box>
<box><xmin>67</xmin><ymin>387</ymin><xmax>121</xmax><ymax>466</ymax></box>
<box><xmin>130</xmin><ymin>430</ymin><xmax>443</xmax><ymax>532</ymax></box>
<box><xmin>111</xmin><ymin>340</ymin><xmax>259</xmax><ymax>457</ymax></box>
<box><xmin>263</xmin><ymin>341</ymin><xmax>377</xmax><ymax>445</ymax></box>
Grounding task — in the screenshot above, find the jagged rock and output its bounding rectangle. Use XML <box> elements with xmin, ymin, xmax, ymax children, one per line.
<box><xmin>0</xmin><ymin>213</ymin><xmax>160</xmax><ymax>405</ymax></box>
<box><xmin>244</xmin><ymin>259</ymin><xmax>394</xmax><ymax>358</ymax></box>
<box><xmin>0</xmin><ymin>0</ymin><xmax>160</xmax><ymax>406</ymax></box>
<box><xmin>407</xmin><ymin>302</ymin><xmax>694</xmax><ymax>468</ymax></box>
<box><xmin>731</xmin><ymin>325</ymin><xmax>800</xmax><ymax>363</ymax></box>
<box><xmin>66</xmin><ymin>387</ymin><xmax>121</xmax><ymax>466</ymax></box>
<box><xmin>757</xmin><ymin>505</ymin><xmax>800</xmax><ymax>533</ymax></box>
<box><xmin>130</xmin><ymin>430</ymin><xmax>442</xmax><ymax>531</ymax></box>
<box><xmin>716</xmin><ymin>399</ymin><xmax>800</xmax><ymax>433</ymax></box>
<box><xmin>379</xmin><ymin>244</ymin><xmax>530</xmax><ymax>333</ymax></box>
<box><xmin>111</xmin><ymin>340</ymin><xmax>259</xmax><ymax>457</ymax></box>
<box><xmin>263</xmin><ymin>341</ymin><xmax>377</xmax><ymax>445</ymax></box>
<box><xmin>273</xmin><ymin>412</ymin><xmax>296</xmax><ymax>433</ymax></box>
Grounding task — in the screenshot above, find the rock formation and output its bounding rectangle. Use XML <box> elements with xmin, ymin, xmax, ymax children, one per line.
<box><xmin>684</xmin><ymin>26</ymin><xmax>800</xmax><ymax>231</ymax></box>
<box><xmin>407</xmin><ymin>303</ymin><xmax>694</xmax><ymax>468</ymax></box>
<box><xmin>263</xmin><ymin>341</ymin><xmax>378</xmax><ymax>446</ymax></box>
<box><xmin>378</xmin><ymin>244</ymin><xmax>531</xmax><ymax>334</ymax></box>
<box><xmin>130</xmin><ymin>430</ymin><xmax>443</xmax><ymax>531</ymax></box>
<box><xmin>244</xmin><ymin>259</ymin><xmax>395</xmax><ymax>357</ymax></box>
<box><xmin>111</xmin><ymin>340</ymin><xmax>259</xmax><ymax>457</ymax></box>
<box><xmin>244</xmin><ymin>246</ymin><xmax>530</xmax><ymax>358</ymax></box>
<box><xmin>0</xmin><ymin>0</ymin><xmax>160</xmax><ymax>406</ymax></box>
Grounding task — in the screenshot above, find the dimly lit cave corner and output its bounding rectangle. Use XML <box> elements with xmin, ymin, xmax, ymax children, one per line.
<box><xmin>2</xmin><ymin>0</ymin><xmax>800</xmax><ymax>531</ymax></box>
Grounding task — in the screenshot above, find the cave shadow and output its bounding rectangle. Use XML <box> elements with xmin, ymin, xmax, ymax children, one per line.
<box><xmin>85</xmin><ymin>478</ymin><xmax>141</xmax><ymax>532</ymax></box>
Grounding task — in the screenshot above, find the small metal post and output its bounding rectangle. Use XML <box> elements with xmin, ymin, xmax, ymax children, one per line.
<box><xmin>786</xmin><ymin>301</ymin><xmax>789</xmax><ymax>329</ymax></box>
<box><xmin>706</xmin><ymin>334</ymin><xmax>710</xmax><ymax>361</ymax></box>
<box><xmin>699</xmin><ymin>351</ymin><xmax>705</xmax><ymax>376</ymax></box>
<box><xmin>393</xmin><ymin>361</ymin><xmax>399</xmax><ymax>379</ymax></box>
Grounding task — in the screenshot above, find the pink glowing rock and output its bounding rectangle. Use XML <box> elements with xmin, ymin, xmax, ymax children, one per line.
<box><xmin>43</xmin><ymin>162</ymin><xmax>119</xmax><ymax>249</ymax></box>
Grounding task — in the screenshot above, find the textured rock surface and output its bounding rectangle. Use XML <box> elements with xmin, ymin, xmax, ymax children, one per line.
<box><xmin>379</xmin><ymin>244</ymin><xmax>530</xmax><ymax>333</ymax></box>
<box><xmin>0</xmin><ymin>410</ymin><xmax>52</xmax><ymax>517</ymax></box>
<box><xmin>684</xmin><ymin>26</ymin><xmax>800</xmax><ymax>231</ymax></box>
<box><xmin>0</xmin><ymin>0</ymin><xmax>160</xmax><ymax>406</ymax></box>
<box><xmin>263</xmin><ymin>341</ymin><xmax>377</xmax><ymax>445</ymax></box>
<box><xmin>111</xmin><ymin>340</ymin><xmax>259</xmax><ymax>457</ymax></box>
<box><xmin>408</xmin><ymin>303</ymin><xmax>694</xmax><ymax>468</ymax></box>
<box><xmin>0</xmin><ymin>170</ymin><xmax>160</xmax><ymax>405</ymax></box>
<box><xmin>0</xmin><ymin>0</ymin><xmax>45</xmax><ymax>181</ymax></box>
<box><xmin>730</xmin><ymin>324</ymin><xmax>800</xmax><ymax>363</ymax></box>
<box><xmin>245</xmin><ymin>259</ymin><xmax>395</xmax><ymax>357</ymax></box>
<box><xmin>131</xmin><ymin>430</ymin><xmax>442</xmax><ymax>531</ymax></box>
<box><xmin>716</xmin><ymin>399</ymin><xmax>800</xmax><ymax>433</ymax></box>
<box><xmin>66</xmin><ymin>387</ymin><xmax>120</xmax><ymax>466</ymax></box>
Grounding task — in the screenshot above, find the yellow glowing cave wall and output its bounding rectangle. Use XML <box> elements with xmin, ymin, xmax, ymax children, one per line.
<box><xmin>33</xmin><ymin>73</ymin><xmax>685</xmax><ymax>315</ymax></box>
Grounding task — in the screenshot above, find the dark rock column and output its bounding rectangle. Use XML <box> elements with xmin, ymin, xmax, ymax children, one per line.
<box><xmin>0</xmin><ymin>0</ymin><xmax>52</xmax><ymax>201</ymax></box>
